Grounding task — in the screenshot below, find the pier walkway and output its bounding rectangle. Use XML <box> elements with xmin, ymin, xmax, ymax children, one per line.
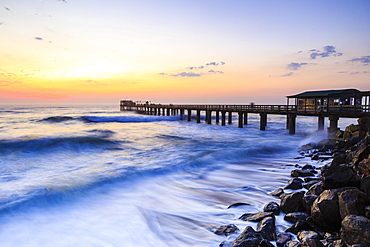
<box><xmin>120</xmin><ymin>102</ymin><xmax>370</xmax><ymax>135</ymax></box>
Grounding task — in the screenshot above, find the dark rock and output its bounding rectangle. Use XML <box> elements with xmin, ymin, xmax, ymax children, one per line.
<box><xmin>300</xmin><ymin>143</ymin><xmax>315</xmax><ymax>151</ymax></box>
<box><xmin>340</xmin><ymin>215</ymin><xmax>370</xmax><ymax>246</ymax></box>
<box><xmin>332</xmin><ymin>154</ymin><xmax>347</xmax><ymax>166</ymax></box>
<box><xmin>297</xmin><ymin>231</ymin><xmax>324</xmax><ymax>247</ymax></box>
<box><xmin>360</xmin><ymin>176</ymin><xmax>370</xmax><ymax>199</ymax></box>
<box><xmin>365</xmin><ymin>206</ymin><xmax>370</xmax><ymax>218</ymax></box>
<box><xmin>239</xmin><ymin>212</ymin><xmax>274</xmax><ymax>222</ymax></box>
<box><xmin>291</xmin><ymin>169</ymin><xmax>316</xmax><ymax>178</ymax></box>
<box><xmin>304</xmin><ymin>177</ymin><xmax>321</xmax><ymax>183</ymax></box>
<box><xmin>285</xmin><ymin>178</ymin><xmax>304</xmax><ymax>190</ymax></box>
<box><xmin>303</xmin><ymin>180</ymin><xmax>318</xmax><ymax>190</ymax></box>
<box><xmin>285</xmin><ymin>220</ymin><xmax>314</xmax><ymax>235</ymax></box>
<box><xmin>302</xmin><ymin>164</ymin><xmax>316</xmax><ymax>170</ymax></box>
<box><xmin>311</xmin><ymin>188</ymin><xmax>348</xmax><ymax>232</ymax></box>
<box><xmin>259</xmin><ymin>239</ymin><xmax>274</xmax><ymax>247</ymax></box>
<box><xmin>276</xmin><ymin>233</ymin><xmax>292</xmax><ymax>247</ymax></box>
<box><xmin>338</xmin><ymin>187</ymin><xmax>368</xmax><ymax>219</ymax></box>
<box><xmin>257</xmin><ymin>216</ymin><xmax>275</xmax><ymax>241</ymax></box>
<box><xmin>263</xmin><ymin>201</ymin><xmax>280</xmax><ymax>215</ymax></box>
<box><xmin>321</xmin><ymin>164</ymin><xmax>360</xmax><ymax>189</ymax></box>
<box><xmin>311</xmin><ymin>154</ymin><xmax>321</xmax><ymax>160</ymax></box>
<box><xmin>307</xmin><ymin>181</ymin><xmax>324</xmax><ymax>196</ymax></box>
<box><xmin>280</xmin><ymin>191</ymin><xmax>305</xmax><ymax>214</ymax></box>
<box><xmin>285</xmin><ymin>241</ymin><xmax>302</xmax><ymax>247</ymax></box>
<box><xmin>219</xmin><ymin>241</ymin><xmax>232</xmax><ymax>247</ymax></box>
<box><xmin>271</xmin><ymin>188</ymin><xmax>284</xmax><ymax>197</ymax></box>
<box><xmin>214</xmin><ymin>224</ymin><xmax>239</xmax><ymax>236</ymax></box>
<box><xmin>231</xmin><ymin>226</ymin><xmax>264</xmax><ymax>247</ymax></box>
<box><xmin>302</xmin><ymin>195</ymin><xmax>318</xmax><ymax>214</ymax></box>
<box><xmin>284</xmin><ymin>212</ymin><xmax>309</xmax><ymax>224</ymax></box>
<box><xmin>228</xmin><ymin>202</ymin><xmax>251</xmax><ymax>208</ymax></box>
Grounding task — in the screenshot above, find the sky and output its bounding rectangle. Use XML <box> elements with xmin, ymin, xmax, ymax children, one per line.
<box><xmin>1</xmin><ymin>0</ymin><xmax>370</xmax><ymax>105</ymax></box>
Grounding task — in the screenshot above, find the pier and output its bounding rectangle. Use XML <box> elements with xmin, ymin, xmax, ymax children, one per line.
<box><xmin>120</xmin><ymin>89</ymin><xmax>370</xmax><ymax>135</ymax></box>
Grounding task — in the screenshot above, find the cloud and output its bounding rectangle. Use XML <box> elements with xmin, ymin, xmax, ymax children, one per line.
<box><xmin>4</xmin><ymin>6</ymin><xmax>10</xmax><ymax>11</ymax></box>
<box><xmin>206</xmin><ymin>62</ymin><xmax>219</xmax><ymax>66</ymax></box>
<box><xmin>281</xmin><ymin>72</ymin><xmax>294</xmax><ymax>77</ymax></box>
<box><xmin>34</xmin><ymin>37</ymin><xmax>43</xmax><ymax>41</ymax></box>
<box><xmin>286</xmin><ymin>62</ymin><xmax>308</xmax><ymax>71</ymax></box>
<box><xmin>348</xmin><ymin>55</ymin><xmax>370</xmax><ymax>65</ymax></box>
<box><xmin>309</xmin><ymin>45</ymin><xmax>343</xmax><ymax>59</ymax></box>
<box><xmin>58</xmin><ymin>0</ymin><xmax>67</xmax><ymax>3</ymax></box>
<box><xmin>338</xmin><ymin>71</ymin><xmax>369</xmax><ymax>75</ymax></box>
<box><xmin>171</xmin><ymin>72</ymin><xmax>202</xmax><ymax>77</ymax></box>
<box><xmin>0</xmin><ymin>22</ymin><xmax>4</xmax><ymax>25</ymax></box>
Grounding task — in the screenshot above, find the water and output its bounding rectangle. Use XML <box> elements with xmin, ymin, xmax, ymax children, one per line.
<box><xmin>0</xmin><ymin>105</ymin><xmax>357</xmax><ymax>246</ymax></box>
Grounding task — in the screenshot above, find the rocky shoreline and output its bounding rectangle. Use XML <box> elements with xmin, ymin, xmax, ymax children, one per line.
<box><xmin>214</xmin><ymin>117</ymin><xmax>370</xmax><ymax>247</ymax></box>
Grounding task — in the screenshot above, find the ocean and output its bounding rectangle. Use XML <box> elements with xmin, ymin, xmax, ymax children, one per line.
<box><xmin>0</xmin><ymin>105</ymin><xmax>357</xmax><ymax>247</ymax></box>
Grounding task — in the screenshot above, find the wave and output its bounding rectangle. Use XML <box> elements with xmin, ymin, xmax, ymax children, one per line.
<box><xmin>0</xmin><ymin>135</ymin><xmax>120</xmax><ymax>153</ymax></box>
<box><xmin>82</xmin><ymin>115</ymin><xmax>180</xmax><ymax>123</ymax></box>
<box><xmin>38</xmin><ymin>116</ymin><xmax>77</xmax><ymax>123</ymax></box>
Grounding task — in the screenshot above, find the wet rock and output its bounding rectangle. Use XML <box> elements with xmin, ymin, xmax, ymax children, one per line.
<box><xmin>301</xmin><ymin>143</ymin><xmax>315</xmax><ymax>151</ymax></box>
<box><xmin>276</xmin><ymin>232</ymin><xmax>292</xmax><ymax>247</ymax></box>
<box><xmin>280</xmin><ymin>191</ymin><xmax>305</xmax><ymax>214</ymax></box>
<box><xmin>231</xmin><ymin>226</ymin><xmax>272</xmax><ymax>247</ymax></box>
<box><xmin>284</xmin><ymin>212</ymin><xmax>309</xmax><ymax>224</ymax></box>
<box><xmin>228</xmin><ymin>202</ymin><xmax>250</xmax><ymax>208</ymax></box>
<box><xmin>303</xmin><ymin>180</ymin><xmax>318</xmax><ymax>190</ymax></box>
<box><xmin>358</xmin><ymin>158</ymin><xmax>370</xmax><ymax>176</ymax></box>
<box><xmin>321</xmin><ymin>164</ymin><xmax>360</xmax><ymax>189</ymax></box>
<box><xmin>271</xmin><ymin>188</ymin><xmax>284</xmax><ymax>197</ymax></box>
<box><xmin>360</xmin><ymin>175</ymin><xmax>370</xmax><ymax>199</ymax></box>
<box><xmin>291</xmin><ymin>169</ymin><xmax>316</xmax><ymax>178</ymax></box>
<box><xmin>285</xmin><ymin>220</ymin><xmax>314</xmax><ymax>235</ymax></box>
<box><xmin>331</xmin><ymin>154</ymin><xmax>347</xmax><ymax>165</ymax></box>
<box><xmin>311</xmin><ymin>188</ymin><xmax>348</xmax><ymax>232</ymax></box>
<box><xmin>340</xmin><ymin>215</ymin><xmax>370</xmax><ymax>246</ymax></box>
<box><xmin>302</xmin><ymin>194</ymin><xmax>318</xmax><ymax>213</ymax></box>
<box><xmin>297</xmin><ymin>231</ymin><xmax>324</xmax><ymax>247</ymax></box>
<box><xmin>214</xmin><ymin>224</ymin><xmax>239</xmax><ymax>236</ymax></box>
<box><xmin>285</xmin><ymin>178</ymin><xmax>304</xmax><ymax>190</ymax></box>
<box><xmin>239</xmin><ymin>212</ymin><xmax>274</xmax><ymax>222</ymax></box>
<box><xmin>257</xmin><ymin>216</ymin><xmax>275</xmax><ymax>241</ymax></box>
<box><xmin>285</xmin><ymin>240</ymin><xmax>302</xmax><ymax>247</ymax></box>
<box><xmin>338</xmin><ymin>187</ymin><xmax>368</xmax><ymax>219</ymax></box>
<box><xmin>263</xmin><ymin>201</ymin><xmax>280</xmax><ymax>215</ymax></box>
<box><xmin>365</xmin><ymin>206</ymin><xmax>370</xmax><ymax>218</ymax></box>
<box><xmin>219</xmin><ymin>241</ymin><xmax>232</xmax><ymax>247</ymax></box>
<box><xmin>307</xmin><ymin>181</ymin><xmax>324</xmax><ymax>196</ymax></box>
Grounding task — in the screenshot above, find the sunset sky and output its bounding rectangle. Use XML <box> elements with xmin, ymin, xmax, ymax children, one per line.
<box><xmin>1</xmin><ymin>0</ymin><xmax>369</xmax><ymax>105</ymax></box>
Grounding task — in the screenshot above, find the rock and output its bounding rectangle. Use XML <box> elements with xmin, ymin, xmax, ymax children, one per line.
<box><xmin>360</xmin><ymin>176</ymin><xmax>370</xmax><ymax>199</ymax></box>
<box><xmin>332</xmin><ymin>154</ymin><xmax>347</xmax><ymax>165</ymax></box>
<box><xmin>303</xmin><ymin>180</ymin><xmax>318</xmax><ymax>189</ymax></box>
<box><xmin>263</xmin><ymin>201</ymin><xmax>280</xmax><ymax>215</ymax></box>
<box><xmin>232</xmin><ymin>226</ymin><xmax>272</xmax><ymax>247</ymax></box>
<box><xmin>271</xmin><ymin>188</ymin><xmax>284</xmax><ymax>197</ymax></box>
<box><xmin>321</xmin><ymin>164</ymin><xmax>360</xmax><ymax>189</ymax></box>
<box><xmin>285</xmin><ymin>178</ymin><xmax>304</xmax><ymax>190</ymax></box>
<box><xmin>284</xmin><ymin>212</ymin><xmax>309</xmax><ymax>224</ymax></box>
<box><xmin>307</xmin><ymin>181</ymin><xmax>324</xmax><ymax>196</ymax></box>
<box><xmin>214</xmin><ymin>224</ymin><xmax>239</xmax><ymax>236</ymax></box>
<box><xmin>311</xmin><ymin>188</ymin><xmax>348</xmax><ymax>232</ymax></box>
<box><xmin>338</xmin><ymin>187</ymin><xmax>368</xmax><ymax>219</ymax></box>
<box><xmin>351</xmin><ymin>142</ymin><xmax>370</xmax><ymax>165</ymax></box>
<box><xmin>257</xmin><ymin>216</ymin><xmax>275</xmax><ymax>241</ymax></box>
<box><xmin>291</xmin><ymin>169</ymin><xmax>316</xmax><ymax>178</ymax></box>
<box><xmin>301</xmin><ymin>143</ymin><xmax>315</xmax><ymax>151</ymax></box>
<box><xmin>219</xmin><ymin>241</ymin><xmax>233</xmax><ymax>247</ymax></box>
<box><xmin>340</xmin><ymin>215</ymin><xmax>370</xmax><ymax>246</ymax></box>
<box><xmin>358</xmin><ymin>158</ymin><xmax>370</xmax><ymax>176</ymax></box>
<box><xmin>239</xmin><ymin>212</ymin><xmax>274</xmax><ymax>222</ymax></box>
<box><xmin>302</xmin><ymin>194</ymin><xmax>318</xmax><ymax>213</ymax></box>
<box><xmin>365</xmin><ymin>206</ymin><xmax>370</xmax><ymax>218</ymax></box>
<box><xmin>297</xmin><ymin>231</ymin><xmax>324</xmax><ymax>247</ymax></box>
<box><xmin>285</xmin><ymin>220</ymin><xmax>314</xmax><ymax>235</ymax></box>
<box><xmin>276</xmin><ymin>233</ymin><xmax>292</xmax><ymax>247</ymax></box>
<box><xmin>228</xmin><ymin>202</ymin><xmax>251</xmax><ymax>208</ymax></box>
<box><xmin>285</xmin><ymin>241</ymin><xmax>302</xmax><ymax>247</ymax></box>
<box><xmin>280</xmin><ymin>191</ymin><xmax>305</xmax><ymax>214</ymax></box>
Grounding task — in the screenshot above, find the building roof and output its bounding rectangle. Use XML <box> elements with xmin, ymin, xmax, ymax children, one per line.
<box><xmin>286</xmin><ymin>89</ymin><xmax>364</xmax><ymax>98</ymax></box>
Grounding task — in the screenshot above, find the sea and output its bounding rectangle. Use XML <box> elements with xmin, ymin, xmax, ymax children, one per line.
<box><xmin>0</xmin><ymin>105</ymin><xmax>358</xmax><ymax>247</ymax></box>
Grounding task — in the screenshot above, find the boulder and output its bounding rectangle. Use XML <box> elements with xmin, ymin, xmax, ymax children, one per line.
<box><xmin>311</xmin><ymin>188</ymin><xmax>348</xmax><ymax>232</ymax></box>
<box><xmin>358</xmin><ymin>158</ymin><xmax>370</xmax><ymax>176</ymax></box>
<box><xmin>338</xmin><ymin>187</ymin><xmax>368</xmax><ymax>219</ymax></box>
<box><xmin>257</xmin><ymin>216</ymin><xmax>275</xmax><ymax>241</ymax></box>
<box><xmin>271</xmin><ymin>188</ymin><xmax>284</xmax><ymax>197</ymax></box>
<box><xmin>285</xmin><ymin>178</ymin><xmax>304</xmax><ymax>190</ymax></box>
<box><xmin>321</xmin><ymin>164</ymin><xmax>360</xmax><ymax>189</ymax></box>
<box><xmin>285</xmin><ymin>220</ymin><xmax>314</xmax><ymax>235</ymax></box>
<box><xmin>291</xmin><ymin>169</ymin><xmax>315</xmax><ymax>178</ymax></box>
<box><xmin>297</xmin><ymin>231</ymin><xmax>324</xmax><ymax>247</ymax></box>
<box><xmin>263</xmin><ymin>201</ymin><xmax>280</xmax><ymax>215</ymax></box>
<box><xmin>239</xmin><ymin>212</ymin><xmax>274</xmax><ymax>222</ymax></box>
<box><xmin>214</xmin><ymin>224</ymin><xmax>239</xmax><ymax>236</ymax></box>
<box><xmin>280</xmin><ymin>191</ymin><xmax>305</xmax><ymax>214</ymax></box>
<box><xmin>232</xmin><ymin>226</ymin><xmax>273</xmax><ymax>247</ymax></box>
<box><xmin>276</xmin><ymin>233</ymin><xmax>292</xmax><ymax>247</ymax></box>
<box><xmin>285</xmin><ymin>241</ymin><xmax>301</xmax><ymax>247</ymax></box>
<box><xmin>284</xmin><ymin>212</ymin><xmax>309</xmax><ymax>224</ymax></box>
<box><xmin>360</xmin><ymin>176</ymin><xmax>370</xmax><ymax>200</ymax></box>
<box><xmin>351</xmin><ymin>142</ymin><xmax>370</xmax><ymax>165</ymax></box>
<box><xmin>302</xmin><ymin>194</ymin><xmax>318</xmax><ymax>213</ymax></box>
<box><xmin>340</xmin><ymin>215</ymin><xmax>370</xmax><ymax>246</ymax></box>
<box><xmin>307</xmin><ymin>181</ymin><xmax>324</xmax><ymax>196</ymax></box>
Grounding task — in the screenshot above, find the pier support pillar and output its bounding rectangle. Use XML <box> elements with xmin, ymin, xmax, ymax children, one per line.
<box><xmin>244</xmin><ymin>112</ymin><xmax>248</xmax><ymax>125</ymax></box>
<box><xmin>288</xmin><ymin>114</ymin><xmax>296</xmax><ymax>135</ymax></box>
<box><xmin>221</xmin><ymin>111</ymin><xmax>226</xmax><ymax>126</ymax></box>
<box><xmin>167</xmin><ymin>108</ymin><xmax>170</xmax><ymax>116</ymax></box>
<box><xmin>318</xmin><ymin>115</ymin><xmax>325</xmax><ymax>130</ymax></box>
<box><xmin>260</xmin><ymin>113</ymin><xmax>267</xmax><ymax>130</ymax></box>
<box><xmin>216</xmin><ymin>111</ymin><xmax>220</xmax><ymax>124</ymax></box>
<box><xmin>238</xmin><ymin>112</ymin><xmax>243</xmax><ymax>128</ymax></box>
<box><xmin>196</xmin><ymin>110</ymin><xmax>201</xmax><ymax>123</ymax></box>
<box><xmin>207</xmin><ymin>110</ymin><xmax>212</xmax><ymax>124</ymax></box>
<box><xmin>228</xmin><ymin>111</ymin><xmax>232</xmax><ymax>124</ymax></box>
<box><xmin>328</xmin><ymin>115</ymin><xmax>339</xmax><ymax>135</ymax></box>
<box><xmin>180</xmin><ymin>109</ymin><xmax>184</xmax><ymax>120</ymax></box>
<box><xmin>187</xmin><ymin>109</ymin><xmax>192</xmax><ymax>121</ymax></box>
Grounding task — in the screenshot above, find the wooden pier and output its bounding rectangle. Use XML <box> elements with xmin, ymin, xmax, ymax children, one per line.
<box><xmin>120</xmin><ymin>89</ymin><xmax>370</xmax><ymax>135</ymax></box>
